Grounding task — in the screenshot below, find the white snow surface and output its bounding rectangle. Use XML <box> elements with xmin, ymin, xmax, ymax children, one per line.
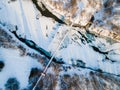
<box><xmin>0</xmin><ymin>0</ymin><xmax>120</xmax><ymax>89</ymax></box>
<box><xmin>0</xmin><ymin>48</ymin><xmax>42</xmax><ymax>90</ymax></box>
<box><xmin>0</xmin><ymin>0</ymin><xmax>56</xmax><ymax>49</ymax></box>
<box><xmin>56</xmin><ymin>37</ymin><xmax>120</xmax><ymax>75</ymax></box>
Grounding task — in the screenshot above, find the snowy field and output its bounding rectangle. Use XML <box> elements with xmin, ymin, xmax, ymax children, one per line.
<box><xmin>0</xmin><ymin>0</ymin><xmax>120</xmax><ymax>90</ymax></box>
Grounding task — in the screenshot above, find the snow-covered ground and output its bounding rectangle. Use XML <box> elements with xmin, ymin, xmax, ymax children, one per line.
<box><xmin>0</xmin><ymin>48</ymin><xmax>42</xmax><ymax>90</ymax></box>
<box><xmin>0</xmin><ymin>0</ymin><xmax>57</xmax><ymax>49</ymax></box>
<box><xmin>0</xmin><ymin>0</ymin><xmax>120</xmax><ymax>89</ymax></box>
<box><xmin>1</xmin><ymin>0</ymin><xmax>120</xmax><ymax>75</ymax></box>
